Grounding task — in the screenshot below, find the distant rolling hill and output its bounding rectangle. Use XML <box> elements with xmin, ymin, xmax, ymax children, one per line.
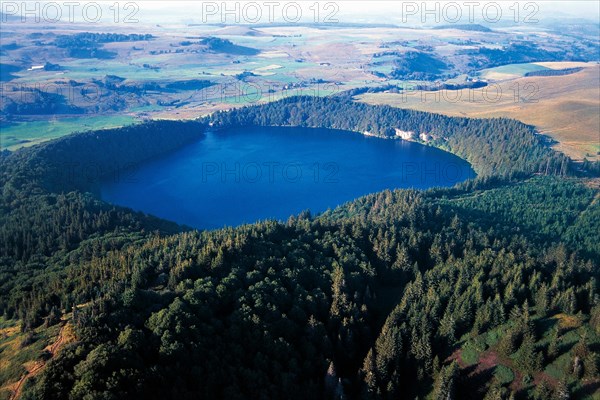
<box><xmin>200</xmin><ymin>37</ymin><xmax>260</xmax><ymax>56</ymax></box>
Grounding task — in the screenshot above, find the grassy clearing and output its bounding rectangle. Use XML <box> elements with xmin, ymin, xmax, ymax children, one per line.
<box><xmin>452</xmin><ymin>312</ymin><xmax>600</xmax><ymax>397</ymax></box>
<box><xmin>1</xmin><ymin>115</ymin><xmax>138</xmax><ymax>151</ymax></box>
<box><xmin>0</xmin><ymin>318</ymin><xmax>60</xmax><ymax>400</ymax></box>
<box><xmin>479</xmin><ymin>62</ymin><xmax>549</xmax><ymax>80</ymax></box>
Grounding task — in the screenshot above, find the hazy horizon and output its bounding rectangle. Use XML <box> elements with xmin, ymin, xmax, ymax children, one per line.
<box><xmin>3</xmin><ymin>1</ymin><xmax>600</xmax><ymax>26</ymax></box>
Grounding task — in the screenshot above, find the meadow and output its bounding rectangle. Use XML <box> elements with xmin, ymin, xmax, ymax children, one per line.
<box><xmin>359</xmin><ymin>63</ymin><xmax>600</xmax><ymax>161</ymax></box>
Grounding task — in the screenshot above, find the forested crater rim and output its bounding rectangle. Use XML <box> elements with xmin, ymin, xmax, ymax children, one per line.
<box><xmin>2</xmin><ymin>96</ymin><xmax>570</xmax><ymax>202</ymax></box>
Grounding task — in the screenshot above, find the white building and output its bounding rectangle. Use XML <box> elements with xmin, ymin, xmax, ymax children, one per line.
<box><xmin>395</xmin><ymin>129</ymin><xmax>415</xmax><ymax>140</ymax></box>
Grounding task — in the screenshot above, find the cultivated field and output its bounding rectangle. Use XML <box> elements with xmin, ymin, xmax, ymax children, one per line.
<box><xmin>359</xmin><ymin>63</ymin><xmax>600</xmax><ymax>161</ymax></box>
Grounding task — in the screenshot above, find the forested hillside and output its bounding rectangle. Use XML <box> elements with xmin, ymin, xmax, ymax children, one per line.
<box><xmin>1</xmin><ymin>119</ymin><xmax>205</xmax><ymax>194</ymax></box>
<box><xmin>6</xmin><ymin>178</ymin><xmax>598</xmax><ymax>400</ymax></box>
<box><xmin>0</xmin><ymin>97</ymin><xmax>598</xmax><ymax>400</ymax></box>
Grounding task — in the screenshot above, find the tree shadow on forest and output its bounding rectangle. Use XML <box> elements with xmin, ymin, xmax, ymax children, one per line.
<box><xmin>455</xmin><ymin>363</ymin><xmax>495</xmax><ymax>400</ymax></box>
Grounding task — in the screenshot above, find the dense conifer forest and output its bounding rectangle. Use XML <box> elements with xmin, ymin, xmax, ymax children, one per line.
<box><xmin>0</xmin><ymin>96</ymin><xmax>598</xmax><ymax>399</ymax></box>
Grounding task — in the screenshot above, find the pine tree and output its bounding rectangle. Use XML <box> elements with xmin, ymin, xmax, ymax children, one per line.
<box><xmin>439</xmin><ymin>311</ymin><xmax>456</xmax><ymax>344</ymax></box>
<box><xmin>515</xmin><ymin>333</ymin><xmax>541</xmax><ymax>376</ymax></box>
<box><xmin>432</xmin><ymin>362</ymin><xmax>458</xmax><ymax>400</ymax></box>
<box><xmin>325</xmin><ymin>361</ymin><xmax>338</xmax><ymax>397</ymax></box>
<box><xmin>584</xmin><ymin>352</ymin><xmax>598</xmax><ymax>379</ymax></box>
<box><xmin>554</xmin><ymin>379</ymin><xmax>570</xmax><ymax>400</ymax></box>
<box><xmin>360</xmin><ymin>348</ymin><xmax>378</xmax><ymax>396</ymax></box>
<box><xmin>547</xmin><ymin>324</ymin><xmax>561</xmax><ymax>361</ymax></box>
<box><xmin>533</xmin><ymin>380</ymin><xmax>553</xmax><ymax>400</ymax></box>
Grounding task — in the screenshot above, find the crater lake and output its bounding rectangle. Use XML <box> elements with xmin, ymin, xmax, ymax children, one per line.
<box><xmin>100</xmin><ymin>126</ymin><xmax>475</xmax><ymax>229</ymax></box>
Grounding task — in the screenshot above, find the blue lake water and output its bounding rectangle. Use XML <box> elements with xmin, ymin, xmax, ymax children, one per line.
<box><xmin>100</xmin><ymin>126</ymin><xmax>475</xmax><ymax>229</ymax></box>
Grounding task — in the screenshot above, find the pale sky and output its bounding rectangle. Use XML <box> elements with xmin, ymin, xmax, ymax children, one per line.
<box><xmin>7</xmin><ymin>1</ymin><xmax>600</xmax><ymax>26</ymax></box>
<box><xmin>138</xmin><ymin>1</ymin><xmax>600</xmax><ymax>24</ymax></box>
